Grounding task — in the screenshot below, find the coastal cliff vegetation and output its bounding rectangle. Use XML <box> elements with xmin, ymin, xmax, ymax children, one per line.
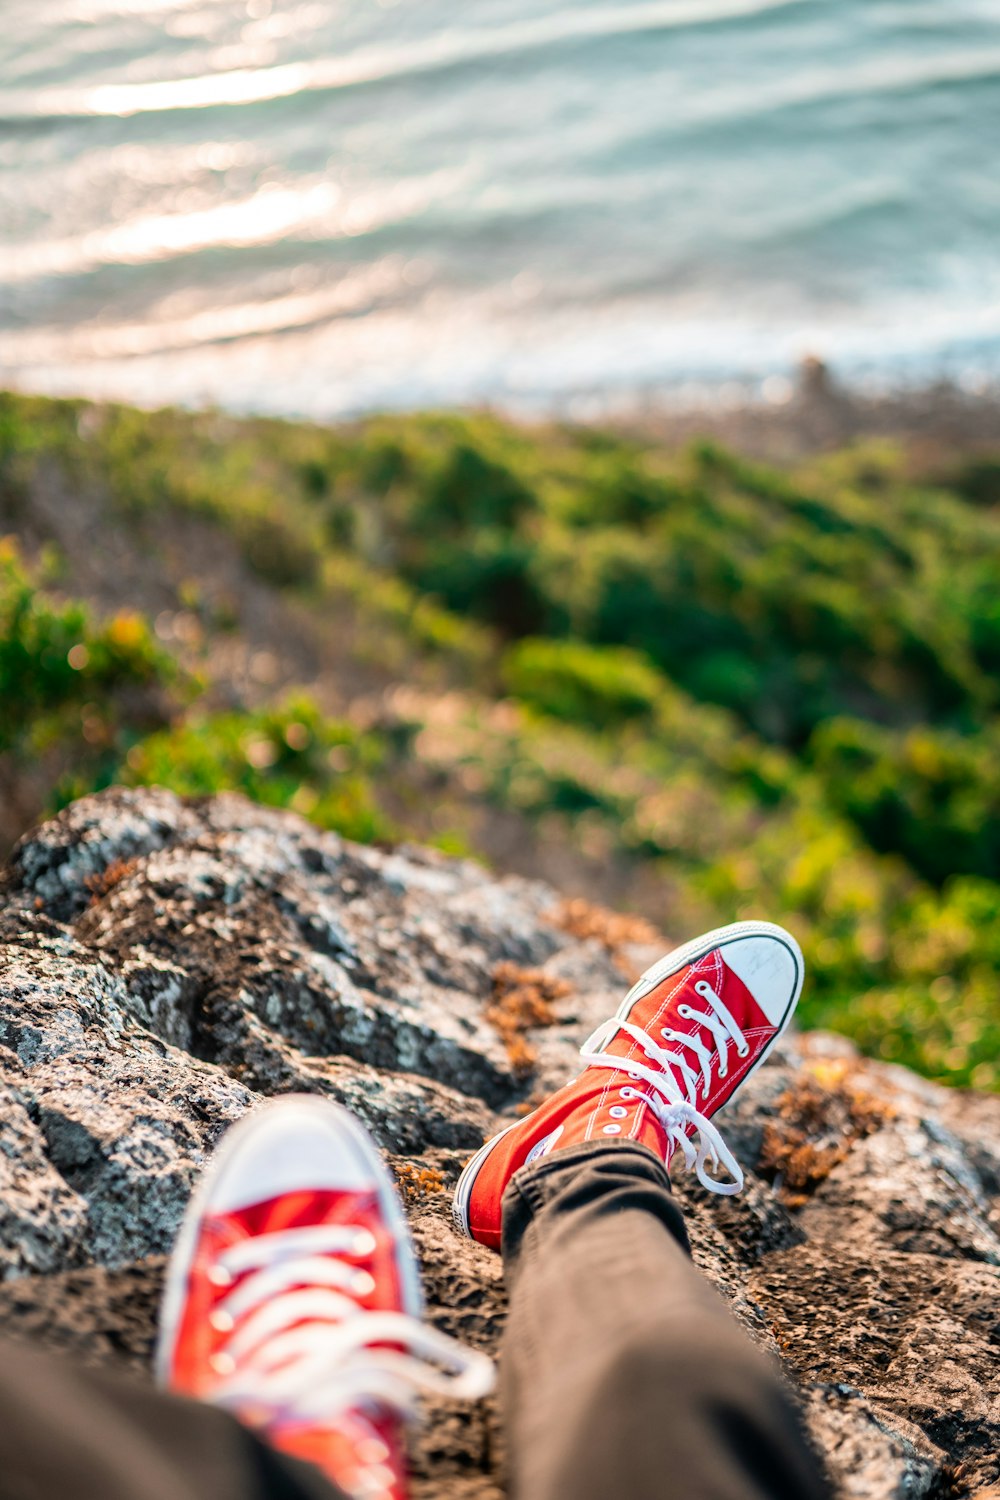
<box><xmin>1</xmin><ymin>390</ymin><xmax>998</xmax><ymax>1091</ymax></box>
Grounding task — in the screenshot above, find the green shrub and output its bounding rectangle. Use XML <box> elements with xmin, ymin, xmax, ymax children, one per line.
<box><xmin>810</xmin><ymin>717</ymin><xmax>1000</xmax><ymax>886</ymax></box>
<box><xmin>502</xmin><ymin>638</ymin><xmax>664</xmax><ymax>726</ymax></box>
<box><xmin>420</xmin><ymin>443</ymin><xmax>537</xmax><ymax>531</ymax></box>
<box><xmin>235</xmin><ymin>505</ymin><xmax>321</xmax><ymax>589</ymax></box>
<box><xmin>0</xmin><ymin>537</ymin><xmax>179</xmax><ymax>759</ymax></box>
<box><xmin>120</xmin><ymin>698</ymin><xmax>393</xmax><ymax>845</ymax></box>
<box><xmin>952</xmin><ymin>457</ymin><xmax>1000</xmax><ymax>508</ymax></box>
<box><xmin>414</xmin><ymin>531</ymin><xmax>548</xmax><ymax>637</ymax></box>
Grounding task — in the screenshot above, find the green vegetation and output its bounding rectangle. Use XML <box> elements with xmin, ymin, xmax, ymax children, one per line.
<box><xmin>0</xmin><ymin>538</ymin><xmax>180</xmax><ymax>809</ymax></box>
<box><xmin>1</xmin><ymin>390</ymin><xmax>998</xmax><ymax>1091</ymax></box>
<box><xmin>122</xmin><ymin>699</ymin><xmax>392</xmax><ymax>846</ymax></box>
<box><xmin>501</xmin><ymin>639</ymin><xmax>666</xmax><ymax>727</ymax></box>
<box><xmin>810</xmin><ymin>717</ymin><xmax>1000</xmax><ymax>887</ymax></box>
<box><xmin>331</xmin><ymin>421</ymin><xmax>996</xmax><ymax>742</ymax></box>
<box><xmin>0</xmin><ymin>541</ymin><xmax>393</xmax><ymax>847</ymax></box>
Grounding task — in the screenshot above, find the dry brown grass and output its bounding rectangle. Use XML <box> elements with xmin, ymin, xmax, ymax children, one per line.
<box><xmin>486</xmin><ymin>962</ymin><xmax>571</xmax><ymax>1078</ymax></box>
<box><xmin>549</xmin><ymin>895</ymin><xmax>660</xmax><ymax>950</ymax></box>
<box><xmin>394</xmin><ymin>1161</ymin><xmax>447</xmax><ymax>1201</ymax></box>
<box><xmin>943</xmin><ymin>1463</ymin><xmax>997</xmax><ymax>1500</ymax></box>
<box><xmin>85</xmin><ymin>858</ymin><xmax>138</xmax><ymax>903</ymax></box>
<box><xmin>548</xmin><ymin>897</ymin><xmax>661</xmax><ymax>979</ymax></box>
<box><xmin>758</xmin><ymin>1058</ymin><xmax>895</xmax><ymax>1208</ymax></box>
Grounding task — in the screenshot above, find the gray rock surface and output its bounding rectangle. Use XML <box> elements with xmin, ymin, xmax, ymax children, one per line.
<box><xmin>0</xmin><ymin>788</ymin><xmax>997</xmax><ymax>1499</ymax></box>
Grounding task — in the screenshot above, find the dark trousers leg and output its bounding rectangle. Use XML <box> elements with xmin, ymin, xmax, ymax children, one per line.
<box><xmin>500</xmin><ymin>1142</ymin><xmax>832</xmax><ymax>1500</ymax></box>
<box><xmin>0</xmin><ymin>1337</ymin><xmax>348</xmax><ymax>1500</ymax></box>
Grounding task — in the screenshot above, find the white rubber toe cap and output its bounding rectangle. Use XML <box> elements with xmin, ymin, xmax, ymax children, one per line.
<box><xmin>208</xmin><ymin>1097</ymin><xmax>377</xmax><ymax>1214</ymax></box>
<box><xmin>720</xmin><ymin>933</ymin><xmax>801</xmax><ymax>1026</ymax></box>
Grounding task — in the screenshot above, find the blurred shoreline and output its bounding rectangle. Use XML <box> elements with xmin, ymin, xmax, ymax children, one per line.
<box><xmin>6</xmin><ymin>359</ymin><xmax>999</xmax><ymax>465</ymax></box>
<box><xmin>606</xmin><ymin>360</ymin><xmax>1000</xmax><ymax>463</ymax></box>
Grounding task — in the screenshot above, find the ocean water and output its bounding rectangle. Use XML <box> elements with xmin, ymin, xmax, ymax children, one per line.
<box><xmin>2</xmin><ymin>0</ymin><xmax>1000</xmax><ymax>418</ymax></box>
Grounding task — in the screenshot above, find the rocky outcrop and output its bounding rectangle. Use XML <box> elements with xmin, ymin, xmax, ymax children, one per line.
<box><xmin>0</xmin><ymin>788</ymin><xmax>997</xmax><ymax>1499</ymax></box>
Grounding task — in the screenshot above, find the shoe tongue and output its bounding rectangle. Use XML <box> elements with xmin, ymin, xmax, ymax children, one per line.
<box><xmin>224</xmin><ymin>1189</ymin><xmax>377</xmax><ymax>1240</ymax></box>
<box><xmin>584</xmin><ymin>982</ymin><xmax>706</xmax><ymax>1098</ymax></box>
<box><xmin>560</xmin><ymin>1074</ymin><xmax>673</xmax><ymax>1154</ymax></box>
<box><xmin>614</xmin><ymin>960</ymin><xmax>725</xmax><ymax>1063</ymax></box>
<box><xmin>593</xmin><ymin>1042</ymin><xmax>691</xmax><ymax>1112</ymax></box>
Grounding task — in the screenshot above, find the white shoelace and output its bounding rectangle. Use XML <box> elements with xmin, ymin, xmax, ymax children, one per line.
<box><xmin>580</xmin><ymin>977</ymin><xmax>750</xmax><ymax>1195</ymax></box>
<box><xmin>207</xmin><ymin>1225</ymin><xmax>495</xmax><ymax>1432</ymax></box>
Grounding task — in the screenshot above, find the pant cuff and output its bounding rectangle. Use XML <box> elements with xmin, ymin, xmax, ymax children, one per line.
<box><xmin>500</xmin><ymin>1139</ymin><xmax>688</xmax><ymax>1278</ymax></box>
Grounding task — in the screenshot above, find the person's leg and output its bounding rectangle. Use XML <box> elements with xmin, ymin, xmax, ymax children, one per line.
<box><xmin>0</xmin><ymin>1335</ymin><xmax>344</xmax><ymax>1500</ymax></box>
<box><xmin>455</xmin><ymin>922</ymin><xmax>829</xmax><ymax>1497</ymax></box>
<box><xmin>157</xmin><ymin>1096</ymin><xmax>494</xmax><ymax>1500</ymax></box>
<box><xmin>0</xmin><ymin>1097</ymin><xmax>494</xmax><ymax>1500</ymax></box>
<box><xmin>500</xmin><ymin>1141</ymin><xmax>832</xmax><ymax>1500</ymax></box>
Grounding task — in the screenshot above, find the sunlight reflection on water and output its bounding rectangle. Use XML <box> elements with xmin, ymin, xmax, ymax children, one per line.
<box><xmin>2</xmin><ymin>0</ymin><xmax>999</xmax><ymax>415</ymax></box>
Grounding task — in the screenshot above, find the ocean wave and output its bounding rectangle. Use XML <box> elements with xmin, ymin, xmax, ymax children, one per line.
<box><xmin>42</xmin><ymin>0</ymin><xmax>206</xmax><ymax>20</ymax></box>
<box><xmin>0</xmin><ymin>170</ymin><xmax>462</xmax><ymax>284</ymax></box>
<box><xmin>3</xmin><ymin>0</ymin><xmax>998</xmax><ymax>413</ymax></box>
<box><xmin>3</xmin><ymin>0</ymin><xmax>803</xmax><ymax>120</ymax></box>
<box><xmin>677</xmin><ymin>47</ymin><xmax>1000</xmax><ymax>131</ymax></box>
<box><xmin>0</xmin><ymin>257</ymin><xmax>411</xmax><ymax>362</ymax></box>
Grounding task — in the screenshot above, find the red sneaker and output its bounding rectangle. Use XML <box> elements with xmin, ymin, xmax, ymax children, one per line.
<box><xmin>157</xmin><ymin>1096</ymin><xmax>494</xmax><ymax>1500</ymax></box>
<box><xmin>454</xmin><ymin>921</ymin><xmax>803</xmax><ymax>1249</ymax></box>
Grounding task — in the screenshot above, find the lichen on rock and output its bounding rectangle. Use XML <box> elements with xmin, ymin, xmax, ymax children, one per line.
<box><xmin>0</xmin><ymin>788</ymin><xmax>997</xmax><ymax>1499</ymax></box>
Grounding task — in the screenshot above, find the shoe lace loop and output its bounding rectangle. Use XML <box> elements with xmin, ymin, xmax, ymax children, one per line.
<box><xmin>209</xmin><ymin>1225</ymin><xmax>495</xmax><ymax>1429</ymax></box>
<box><xmin>580</xmin><ymin>977</ymin><xmax>748</xmax><ymax>1196</ymax></box>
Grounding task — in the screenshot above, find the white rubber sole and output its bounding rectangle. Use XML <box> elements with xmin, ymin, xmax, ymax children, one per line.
<box><xmin>155</xmin><ymin>1095</ymin><xmax>423</xmax><ymax>1386</ymax></box>
<box><xmin>452</xmin><ymin>920</ymin><xmax>804</xmax><ymax>1239</ymax></box>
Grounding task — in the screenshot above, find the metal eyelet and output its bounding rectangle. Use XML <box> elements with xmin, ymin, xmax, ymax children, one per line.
<box><xmin>602</xmin><ymin>1123</ymin><xmax>622</xmax><ymax>1135</ymax></box>
<box><xmin>609</xmin><ymin>1105</ymin><xmax>628</xmax><ymax>1120</ymax></box>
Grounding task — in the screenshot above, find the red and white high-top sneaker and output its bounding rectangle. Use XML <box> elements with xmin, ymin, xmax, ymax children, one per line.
<box><xmin>157</xmin><ymin>1096</ymin><xmax>494</xmax><ymax>1500</ymax></box>
<box><xmin>454</xmin><ymin>921</ymin><xmax>803</xmax><ymax>1249</ymax></box>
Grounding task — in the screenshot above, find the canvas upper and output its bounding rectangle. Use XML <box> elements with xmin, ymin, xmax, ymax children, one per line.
<box><xmin>158</xmin><ymin>1096</ymin><xmax>494</xmax><ymax>1500</ymax></box>
<box><xmin>454</xmin><ymin>922</ymin><xmax>803</xmax><ymax>1250</ymax></box>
